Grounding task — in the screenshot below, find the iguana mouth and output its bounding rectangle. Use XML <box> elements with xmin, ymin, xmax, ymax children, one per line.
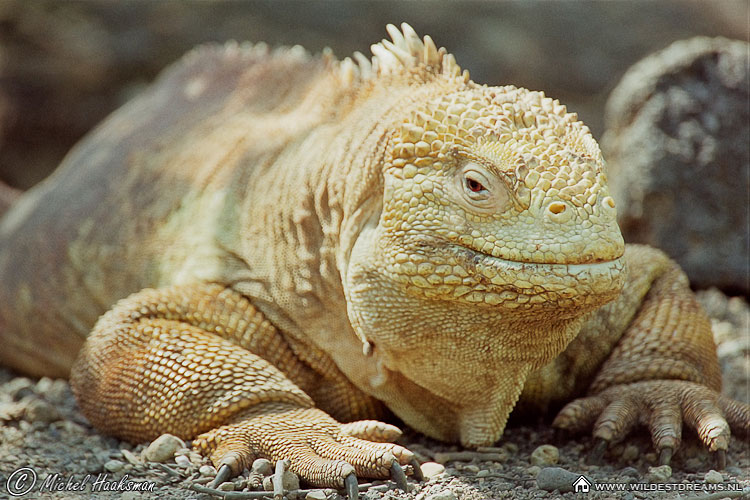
<box><xmin>455</xmin><ymin>244</ymin><xmax>625</xmax><ymax>274</ymax></box>
<box><xmin>445</xmin><ymin>244</ymin><xmax>627</xmax><ymax>307</ymax></box>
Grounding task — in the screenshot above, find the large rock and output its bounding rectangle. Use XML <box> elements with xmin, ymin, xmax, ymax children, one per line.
<box><xmin>602</xmin><ymin>37</ymin><xmax>749</xmax><ymax>293</ymax></box>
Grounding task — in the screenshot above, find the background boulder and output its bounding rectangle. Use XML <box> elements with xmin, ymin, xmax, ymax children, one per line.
<box><xmin>602</xmin><ymin>37</ymin><xmax>749</xmax><ymax>294</ymax></box>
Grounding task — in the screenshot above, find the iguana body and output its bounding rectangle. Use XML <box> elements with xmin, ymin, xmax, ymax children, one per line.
<box><xmin>0</xmin><ymin>24</ymin><xmax>747</xmax><ymax>493</ymax></box>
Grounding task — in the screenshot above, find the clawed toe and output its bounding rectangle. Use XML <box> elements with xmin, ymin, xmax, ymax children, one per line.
<box><xmin>714</xmin><ymin>449</ymin><xmax>726</xmax><ymax>470</ymax></box>
<box><xmin>345</xmin><ymin>473</ymin><xmax>358</xmax><ymax>500</ymax></box>
<box><xmin>208</xmin><ymin>463</ymin><xmax>234</xmax><ymax>489</ymax></box>
<box><xmin>658</xmin><ymin>446</ymin><xmax>673</xmax><ymax>466</ymax></box>
<box><xmin>410</xmin><ymin>457</ymin><xmax>424</xmax><ymax>481</ymax></box>
<box><xmin>390</xmin><ymin>461</ymin><xmax>408</xmax><ymax>491</ymax></box>
<box><xmin>588</xmin><ymin>437</ymin><xmax>608</xmax><ymax>465</ymax></box>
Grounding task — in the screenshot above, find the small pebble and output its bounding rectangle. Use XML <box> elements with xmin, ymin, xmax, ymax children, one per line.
<box><xmin>252</xmin><ymin>458</ymin><xmax>273</xmax><ymax>476</ymax></box>
<box><xmin>462</xmin><ymin>464</ymin><xmax>479</xmax><ymax>473</ymax></box>
<box><xmin>704</xmin><ymin>469</ymin><xmax>723</xmax><ymax>484</ymax></box>
<box><xmin>306</xmin><ymin>491</ymin><xmax>327</xmax><ymax>500</ymax></box>
<box><xmin>218</xmin><ymin>482</ymin><xmax>235</xmax><ymax>491</ymax></box>
<box><xmin>476</xmin><ymin>469</ymin><xmax>490</xmax><ymax>478</ymax></box>
<box><xmin>6</xmin><ymin>377</ymin><xmax>35</xmax><ymax>400</ymax></box>
<box><xmin>426</xmin><ymin>492</ymin><xmax>457</xmax><ymax>500</ymax></box>
<box><xmin>621</xmin><ymin>444</ymin><xmax>639</xmax><ymax>462</ymax></box>
<box><xmin>121</xmin><ymin>449</ymin><xmax>141</xmax><ymax>465</ymax></box>
<box><xmin>526</xmin><ymin>465</ymin><xmax>541</xmax><ymax>477</ymax></box>
<box><xmin>143</xmin><ymin>434</ymin><xmax>185</xmax><ymax>463</ymax></box>
<box><xmin>174</xmin><ymin>455</ymin><xmax>192</xmax><ymax>468</ymax></box>
<box><xmin>530</xmin><ymin>444</ymin><xmax>559</xmax><ymax>466</ymax></box>
<box><xmin>726</xmin><ymin>466</ymin><xmax>743</xmax><ymax>476</ymax></box>
<box><xmin>23</xmin><ymin>397</ymin><xmax>61</xmax><ymax>423</ymax></box>
<box><xmin>281</xmin><ymin>470</ymin><xmax>300</xmax><ymax>491</ymax></box>
<box><xmin>420</xmin><ymin>462</ymin><xmax>445</xmax><ymax>478</ymax></box>
<box><xmin>104</xmin><ymin>459</ymin><xmax>125</xmax><ymax>473</ymax></box>
<box><xmin>199</xmin><ymin>465</ymin><xmax>216</xmax><ymax>477</ymax></box>
<box><xmin>620</xmin><ymin>467</ymin><xmax>640</xmax><ymax>479</ymax></box>
<box><xmin>646</xmin><ymin>465</ymin><xmax>672</xmax><ymax>483</ymax></box>
<box><xmin>536</xmin><ymin>467</ymin><xmax>582</xmax><ymax>493</ymax></box>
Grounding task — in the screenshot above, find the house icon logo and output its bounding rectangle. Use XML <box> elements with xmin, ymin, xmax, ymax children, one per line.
<box><xmin>573</xmin><ymin>475</ymin><xmax>591</xmax><ymax>493</ymax></box>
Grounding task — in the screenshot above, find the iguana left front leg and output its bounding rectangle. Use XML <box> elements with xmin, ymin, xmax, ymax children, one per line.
<box><xmin>70</xmin><ymin>284</ymin><xmax>415</xmax><ymax>495</ymax></box>
<box><xmin>553</xmin><ymin>245</ymin><xmax>749</xmax><ymax>466</ymax></box>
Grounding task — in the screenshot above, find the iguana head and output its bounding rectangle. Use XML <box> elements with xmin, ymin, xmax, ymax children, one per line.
<box><xmin>340</xmin><ymin>24</ymin><xmax>625</xmax><ymax>446</ymax></box>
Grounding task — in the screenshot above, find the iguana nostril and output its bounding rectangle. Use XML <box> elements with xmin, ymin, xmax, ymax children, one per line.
<box><xmin>548</xmin><ymin>202</ymin><xmax>566</xmax><ymax>215</ymax></box>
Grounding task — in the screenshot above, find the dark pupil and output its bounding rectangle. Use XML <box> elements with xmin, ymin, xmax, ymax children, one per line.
<box><xmin>466</xmin><ymin>178</ymin><xmax>485</xmax><ymax>192</ymax></box>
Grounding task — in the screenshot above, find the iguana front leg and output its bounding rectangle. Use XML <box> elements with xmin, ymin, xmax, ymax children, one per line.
<box><xmin>70</xmin><ymin>284</ymin><xmax>414</xmax><ymax>495</ymax></box>
<box><xmin>553</xmin><ymin>246</ymin><xmax>750</xmax><ymax>466</ymax></box>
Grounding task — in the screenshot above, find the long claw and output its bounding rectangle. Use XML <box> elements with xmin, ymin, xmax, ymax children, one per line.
<box><xmin>390</xmin><ymin>461</ymin><xmax>408</xmax><ymax>491</ymax></box>
<box><xmin>345</xmin><ymin>473</ymin><xmax>359</xmax><ymax>500</ymax></box>
<box><xmin>714</xmin><ymin>450</ymin><xmax>726</xmax><ymax>469</ymax></box>
<box><xmin>209</xmin><ymin>464</ymin><xmax>233</xmax><ymax>489</ymax></box>
<box><xmin>589</xmin><ymin>438</ymin><xmax>608</xmax><ymax>464</ymax></box>
<box><xmin>658</xmin><ymin>447</ymin><xmax>673</xmax><ymax>466</ymax></box>
<box><xmin>410</xmin><ymin>458</ymin><xmax>424</xmax><ymax>481</ymax></box>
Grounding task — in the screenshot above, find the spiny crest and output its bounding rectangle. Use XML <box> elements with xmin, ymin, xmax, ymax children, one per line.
<box><xmin>337</xmin><ymin>23</ymin><xmax>469</xmax><ymax>86</ymax></box>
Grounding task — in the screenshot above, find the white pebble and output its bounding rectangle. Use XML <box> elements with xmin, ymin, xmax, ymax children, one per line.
<box><xmin>420</xmin><ymin>462</ymin><xmax>445</xmax><ymax>478</ymax></box>
<box><xmin>705</xmin><ymin>470</ymin><xmax>723</xmax><ymax>484</ymax></box>
<box><xmin>199</xmin><ymin>465</ymin><xmax>216</xmax><ymax>477</ymax></box>
<box><xmin>143</xmin><ymin>434</ymin><xmax>185</xmax><ymax>463</ymax></box>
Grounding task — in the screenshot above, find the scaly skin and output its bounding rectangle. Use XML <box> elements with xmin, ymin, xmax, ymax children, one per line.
<box><xmin>0</xmin><ymin>24</ymin><xmax>747</xmax><ymax>494</ymax></box>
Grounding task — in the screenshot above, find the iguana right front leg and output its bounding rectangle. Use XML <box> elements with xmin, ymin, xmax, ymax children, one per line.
<box><xmin>70</xmin><ymin>284</ymin><xmax>415</xmax><ymax>495</ymax></box>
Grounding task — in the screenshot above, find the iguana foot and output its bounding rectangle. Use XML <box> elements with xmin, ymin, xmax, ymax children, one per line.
<box><xmin>193</xmin><ymin>402</ymin><xmax>416</xmax><ymax>494</ymax></box>
<box><xmin>552</xmin><ymin>380</ymin><xmax>750</xmax><ymax>467</ymax></box>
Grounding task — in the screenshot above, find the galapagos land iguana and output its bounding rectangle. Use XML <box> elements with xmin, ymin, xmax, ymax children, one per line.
<box><xmin>0</xmin><ymin>23</ymin><xmax>747</xmax><ymax>497</ymax></box>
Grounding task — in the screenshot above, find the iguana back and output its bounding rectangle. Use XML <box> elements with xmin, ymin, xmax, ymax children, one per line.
<box><xmin>0</xmin><ymin>43</ymin><xmax>332</xmax><ymax>376</ymax></box>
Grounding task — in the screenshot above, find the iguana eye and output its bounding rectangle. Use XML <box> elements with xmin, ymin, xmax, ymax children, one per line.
<box><xmin>461</xmin><ymin>167</ymin><xmax>492</xmax><ymax>201</ymax></box>
<box><xmin>455</xmin><ymin>162</ymin><xmax>510</xmax><ymax>213</ymax></box>
<box><xmin>465</xmin><ymin>177</ymin><xmax>486</xmax><ymax>193</ymax></box>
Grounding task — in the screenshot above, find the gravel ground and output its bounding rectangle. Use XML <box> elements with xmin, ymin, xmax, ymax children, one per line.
<box><xmin>0</xmin><ymin>288</ymin><xmax>747</xmax><ymax>500</ymax></box>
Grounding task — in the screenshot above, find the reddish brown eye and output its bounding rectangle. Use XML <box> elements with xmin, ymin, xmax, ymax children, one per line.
<box><xmin>466</xmin><ymin>177</ymin><xmax>486</xmax><ymax>193</ymax></box>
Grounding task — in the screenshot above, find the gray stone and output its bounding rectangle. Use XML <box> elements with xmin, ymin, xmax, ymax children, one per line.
<box><xmin>646</xmin><ymin>464</ymin><xmax>672</xmax><ymax>483</ymax></box>
<box><xmin>104</xmin><ymin>459</ymin><xmax>125</xmax><ymax>473</ymax></box>
<box><xmin>280</xmin><ymin>470</ymin><xmax>299</xmax><ymax>491</ymax></box>
<box><xmin>121</xmin><ymin>448</ymin><xmax>141</xmax><ymax>465</ymax></box>
<box><xmin>252</xmin><ymin>458</ymin><xmax>273</xmax><ymax>476</ymax></box>
<box><xmin>142</xmin><ymin>434</ymin><xmax>185</xmax><ymax>463</ymax></box>
<box><xmin>426</xmin><ymin>492</ymin><xmax>458</xmax><ymax>500</ymax></box>
<box><xmin>705</xmin><ymin>469</ymin><xmax>723</xmax><ymax>484</ymax></box>
<box><xmin>174</xmin><ymin>454</ymin><xmax>191</xmax><ymax>468</ymax></box>
<box><xmin>602</xmin><ymin>37</ymin><xmax>750</xmax><ymax>293</ymax></box>
<box><xmin>6</xmin><ymin>377</ymin><xmax>35</xmax><ymax>400</ymax></box>
<box><xmin>305</xmin><ymin>491</ymin><xmax>328</xmax><ymax>500</ymax></box>
<box><xmin>23</xmin><ymin>397</ymin><xmax>61</xmax><ymax>423</ymax></box>
<box><xmin>536</xmin><ymin>467</ymin><xmax>584</xmax><ymax>493</ymax></box>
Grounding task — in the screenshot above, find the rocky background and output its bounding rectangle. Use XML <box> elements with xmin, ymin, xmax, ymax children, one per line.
<box><xmin>0</xmin><ymin>1</ymin><xmax>748</xmax><ymax>499</ymax></box>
